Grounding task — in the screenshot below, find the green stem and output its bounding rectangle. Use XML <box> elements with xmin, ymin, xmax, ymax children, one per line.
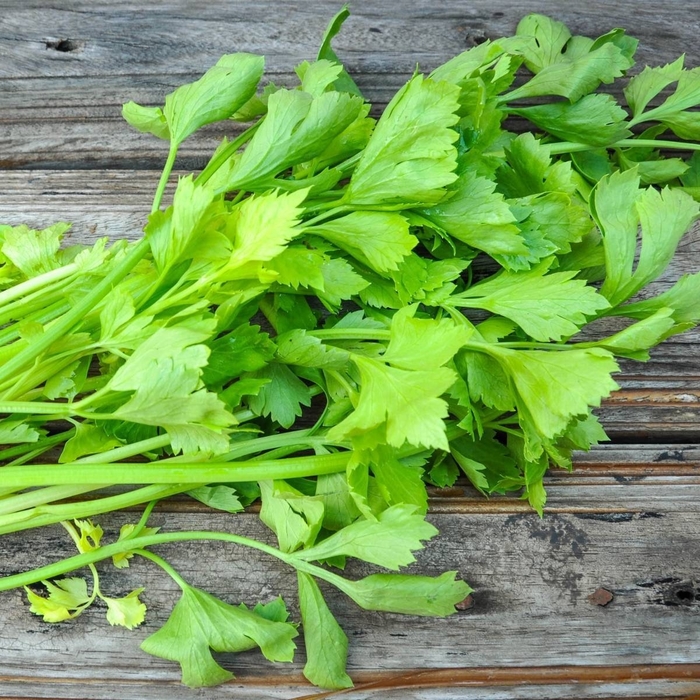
<box><xmin>302</xmin><ymin>205</ymin><xmax>349</xmax><ymax>226</ymax></box>
<box><xmin>0</xmin><ymin>485</ymin><xmax>101</xmax><ymax>516</ymax></box>
<box><xmin>151</xmin><ymin>143</ymin><xmax>179</xmax><ymax>214</ymax></box>
<box><xmin>309</xmin><ymin>328</ymin><xmax>496</xmax><ymax>360</ymax></box>
<box><xmin>0</xmin><ymin>530</ymin><xmax>291</xmax><ymax>591</ymax></box>
<box><xmin>76</xmin><ymin>434</ymin><xmax>172</xmax><ymax>464</ymax></box>
<box><xmin>0</xmin><ymin>240</ymin><xmax>149</xmax><ymax>386</ymax></box>
<box><xmin>328</xmin><ymin>369</ymin><xmax>356</xmax><ymax>400</ymax></box>
<box><xmin>0</xmin><ymin>301</ymin><xmax>70</xmax><ymax>347</ymax></box>
<box><xmin>223</xmin><ymin>430</ymin><xmax>338</xmax><ymax>460</ymax></box>
<box><xmin>0</xmin><ymin>427</ymin><xmax>468</xmax><ymax>538</ymax></box>
<box><xmin>125</xmin><ymin>500</ymin><xmax>159</xmax><ymax>539</ymax></box>
<box><xmin>310</xmin><ymin>328</ymin><xmax>391</xmax><ymax>341</ymax></box>
<box><xmin>0</xmin><ymin>263</ymin><xmax>77</xmax><ymax>309</ymax></box>
<box><xmin>336</xmin><ymin>151</ymin><xmax>362</xmax><ymax>173</ymax></box>
<box><xmin>489</xmin><ymin>425</ymin><xmax>523</xmax><ymax>438</ymax></box>
<box><xmin>548</xmin><ymin>138</ymin><xmax>700</xmax><ymax>155</ymax></box>
<box><xmin>0</xmin><ymin>349</ymin><xmax>93</xmax><ymax>402</ymax></box>
<box><xmin>0</xmin><ymin>484</ymin><xmax>191</xmax><ymax>536</ymax></box>
<box><xmin>5</xmin><ymin>444</ymin><xmax>60</xmax><ymax>467</ymax></box>
<box><xmin>249</xmin><ymin>445</ymin><xmax>308</xmax><ymax>461</ymax></box>
<box><xmin>0</xmin><ymin>526</ymin><xmax>361</xmax><ymax>605</ymax></box>
<box><xmin>197</xmin><ymin>121</ymin><xmax>261</xmax><ymax>188</ymax></box>
<box><xmin>497</xmin><ymin>341</ymin><xmax>573</xmax><ymax>350</ymax></box>
<box><xmin>60</xmin><ymin>522</ymin><xmax>103</xmax><ymax>601</ymax></box>
<box><xmin>0</xmin><ymin>281</ymin><xmax>77</xmax><ymax>329</ymax></box>
<box><xmin>0</xmin><ymin>401</ymin><xmax>73</xmax><ymax>416</ymax></box>
<box><xmin>0</xmin><ymin>526</ymin><xmax>357</xmax><ymax>596</ymax></box>
<box><xmin>0</xmin><ymin>430</ymin><xmax>74</xmax><ymax>462</ymax></box>
<box><xmin>0</xmin><ymin>452</ymin><xmax>351</xmax><ymax>489</ymax></box>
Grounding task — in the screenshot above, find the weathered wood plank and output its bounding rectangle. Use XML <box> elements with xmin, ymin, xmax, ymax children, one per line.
<box><xmin>0</xmin><ymin>502</ymin><xmax>698</xmax><ymax>698</ymax></box>
<box><xmin>1</xmin><ymin>169</ymin><xmax>698</xmax><ymax>256</ymax></box>
<box><xmin>2</xmin><ymin>1</ymin><xmax>697</xmax><ymax>78</ymax></box>
<box><xmin>573</xmin><ymin>444</ymin><xmax>700</xmax><ymax>470</ymax></box>
<box><xmin>1</xmin><ymin>676</ymin><xmax>699</xmax><ymax>700</ymax></box>
<box><xmin>1</xmin><ymin>3</ymin><xmax>700</xmax><ymax>697</ymax></box>
<box><xmin>1</xmin><ymin>1</ymin><xmax>699</xmax><ymax>168</ymax></box>
<box><xmin>1</xmin><ymin>672</ymin><xmax>699</xmax><ymax>700</ymax></box>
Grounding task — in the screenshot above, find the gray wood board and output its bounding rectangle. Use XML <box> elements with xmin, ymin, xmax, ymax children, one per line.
<box><xmin>1</xmin><ymin>1</ymin><xmax>699</xmax><ymax>168</ymax></box>
<box><xmin>1</xmin><ymin>2</ymin><xmax>700</xmax><ymax>698</ymax></box>
<box><xmin>0</xmin><ymin>502</ymin><xmax>699</xmax><ymax>698</ymax></box>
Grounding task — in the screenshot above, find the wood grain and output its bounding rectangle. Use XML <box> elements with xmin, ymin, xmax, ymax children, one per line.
<box><xmin>1</xmin><ymin>2</ymin><xmax>700</xmax><ymax>698</ymax></box>
<box><xmin>0</xmin><ymin>504</ymin><xmax>699</xmax><ymax>698</ymax></box>
<box><xmin>1</xmin><ymin>1</ymin><xmax>700</xmax><ymax>168</ymax></box>
<box><xmin>1</xmin><ymin>673</ymin><xmax>699</xmax><ymax>700</ymax></box>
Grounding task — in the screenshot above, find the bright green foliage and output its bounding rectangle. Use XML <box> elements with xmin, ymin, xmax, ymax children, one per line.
<box><xmin>421</xmin><ymin>170</ymin><xmax>529</xmax><ymax>263</ymax></box>
<box><xmin>316</xmin><ymin>6</ymin><xmax>363</xmax><ymax>96</ymax></box>
<box><xmin>343</xmin><ymin>75</ymin><xmax>461</xmax><ymax>206</ymax></box>
<box><xmin>453</xmin><ymin>260</ymin><xmax>609</xmax><ymax>341</ymax></box>
<box><xmin>228</xmin><ymin>189</ymin><xmax>307</xmax><ymax>265</ymax></box>
<box><xmin>2</xmin><ymin>8</ymin><xmax>700</xmax><ymax>693</ymax></box>
<box><xmin>509</xmin><ymin>94</ymin><xmax>631</xmax><ymax>146</ymax></box>
<box><xmin>224</xmin><ymin>89</ymin><xmax>363</xmax><ymax>191</ymax></box>
<box><xmin>370</xmin><ymin>446</ymin><xmax>428</xmax><ymax>514</ymax></box>
<box><xmin>489</xmin><ymin>346</ymin><xmax>620</xmax><ymax>439</ymax></box>
<box><xmin>625</xmin><ymin>57</ymin><xmax>685</xmax><ymax>116</ymax></box>
<box><xmin>141</xmin><ymin>585</ymin><xmax>298</xmax><ymax>687</ymax></box>
<box><xmin>383</xmin><ymin>305</ymin><xmax>471</xmax><ymax>370</ymax></box>
<box><xmin>506</xmin><ymin>14</ymin><xmax>635</xmax><ymax>101</ymax></box>
<box><xmin>589</xmin><ymin>308</ymin><xmax>679</xmax><ymax>361</ymax></box>
<box><xmin>259</xmin><ymin>479</ymin><xmax>325</xmax><ymax>553</ymax></box>
<box><xmin>0</xmin><ymin>420</ymin><xmax>41</xmax><ymax>444</ymax></box>
<box><xmin>103</xmin><ymin>589</ymin><xmax>148</xmax><ymax>630</ymax></box>
<box><xmin>625</xmin><ymin>57</ymin><xmax>700</xmax><ymax>138</ymax></box>
<box><xmin>327</xmin><ymin>307</ymin><xmax>468</xmax><ymax>451</ymax></box>
<box><xmin>26</xmin><ymin>577</ymin><xmax>93</xmax><ymax>622</ymax></box>
<box><xmin>327</xmin><ymin>356</ymin><xmax>456</xmax><ymax>450</ymax></box>
<box><xmin>298</xmin><ymin>504</ymin><xmax>438</xmax><ymax>569</ymax></box>
<box><xmin>165</xmin><ymin>54</ymin><xmax>265</xmax><ymax>145</ymax></box>
<box><xmin>247</xmin><ymin>363</ymin><xmax>312</xmax><ymax>428</ymax></box>
<box><xmin>121</xmin><ymin>102</ymin><xmax>170</xmax><ymax>140</ymax></box>
<box><xmin>592</xmin><ymin>170</ymin><xmax>700</xmax><ymax>306</ymax></box>
<box><xmin>337</xmin><ymin>571</ymin><xmax>472</xmax><ymax>617</ymax></box>
<box><xmin>618</xmin><ymin>271</ymin><xmax>700</xmax><ymax>323</ymax></box>
<box><xmin>496</xmin><ymin>134</ymin><xmax>577</xmax><ymax>198</ymax></box>
<box><xmin>2</xmin><ymin>223</ymin><xmax>70</xmax><ymax>277</ymax></box>
<box><xmin>123</xmin><ymin>53</ymin><xmax>264</xmax><ymax>146</ymax></box>
<box><xmin>313</xmin><ymin>211</ymin><xmax>417</xmax><ymax>273</ymax></box>
<box><xmin>297</xmin><ymin>572</ymin><xmax>353</xmax><ymax>689</ymax></box>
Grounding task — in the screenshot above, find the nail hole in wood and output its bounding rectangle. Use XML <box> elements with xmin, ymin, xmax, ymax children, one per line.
<box><xmin>663</xmin><ymin>582</ymin><xmax>697</xmax><ymax>606</ymax></box>
<box><xmin>467</xmin><ymin>30</ymin><xmax>488</xmax><ymax>46</ymax></box>
<box><xmin>45</xmin><ymin>38</ymin><xmax>84</xmax><ymax>53</ymax></box>
<box><xmin>675</xmin><ymin>589</ymin><xmax>695</xmax><ymax>603</ymax></box>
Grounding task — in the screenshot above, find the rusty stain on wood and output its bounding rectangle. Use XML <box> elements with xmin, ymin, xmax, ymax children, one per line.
<box><xmin>588</xmin><ymin>587</ymin><xmax>615</xmax><ymax>606</ymax></box>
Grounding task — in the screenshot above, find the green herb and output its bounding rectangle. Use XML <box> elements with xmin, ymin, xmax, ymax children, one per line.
<box><xmin>1</xmin><ymin>9</ymin><xmax>699</xmax><ymax>690</ymax></box>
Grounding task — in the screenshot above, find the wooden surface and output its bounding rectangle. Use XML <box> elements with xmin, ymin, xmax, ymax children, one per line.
<box><xmin>1</xmin><ymin>2</ymin><xmax>699</xmax><ymax>698</ymax></box>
